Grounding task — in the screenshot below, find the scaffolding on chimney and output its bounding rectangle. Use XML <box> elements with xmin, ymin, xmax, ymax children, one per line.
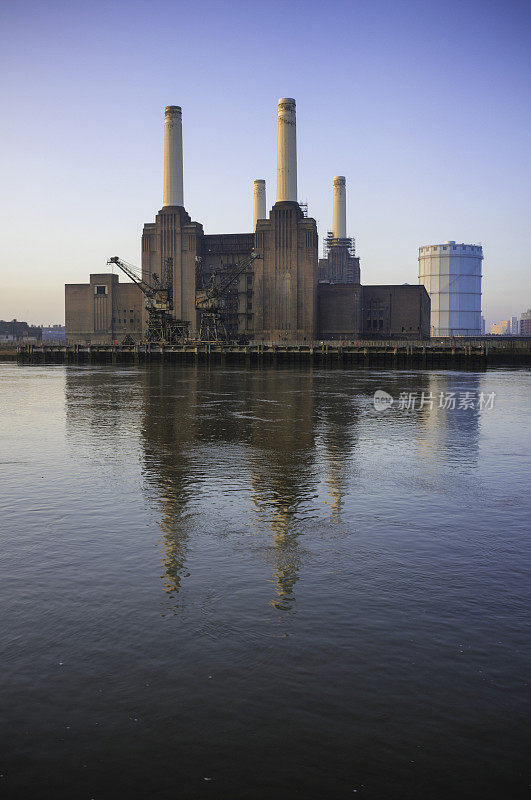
<box><xmin>323</xmin><ymin>231</ymin><xmax>356</xmax><ymax>259</ymax></box>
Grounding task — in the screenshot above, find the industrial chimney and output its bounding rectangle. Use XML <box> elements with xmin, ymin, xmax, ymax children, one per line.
<box><xmin>332</xmin><ymin>176</ymin><xmax>346</xmax><ymax>239</ymax></box>
<box><xmin>163</xmin><ymin>105</ymin><xmax>184</xmax><ymax>207</ymax></box>
<box><xmin>276</xmin><ymin>98</ymin><xmax>297</xmax><ymax>203</ymax></box>
<box><xmin>253</xmin><ymin>180</ymin><xmax>266</xmax><ymax>230</ymax></box>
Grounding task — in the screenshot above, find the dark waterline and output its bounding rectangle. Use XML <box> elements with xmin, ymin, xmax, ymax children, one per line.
<box><xmin>1</xmin><ymin>364</ymin><xmax>529</xmax><ymax>799</ymax></box>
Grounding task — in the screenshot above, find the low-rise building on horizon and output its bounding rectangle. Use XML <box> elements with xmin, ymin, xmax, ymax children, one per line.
<box><xmin>490</xmin><ymin>320</ymin><xmax>510</xmax><ymax>335</ymax></box>
<box><xmin>0</xmin><ymin>319</ymin><xmax>42</xmax><ymax>343</ymax></box>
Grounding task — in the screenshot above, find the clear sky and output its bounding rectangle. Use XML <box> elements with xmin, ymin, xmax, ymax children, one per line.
<box><xmin>1</xmin><ymin>0</ymin><xmax>529</xmax><ymax>326</ymax></box>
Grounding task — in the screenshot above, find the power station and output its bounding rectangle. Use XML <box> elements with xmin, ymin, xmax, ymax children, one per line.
<box><xmin>66</xmin><ymin>99</ymin><xmax>430</xmax><ymax>344</ymax></box>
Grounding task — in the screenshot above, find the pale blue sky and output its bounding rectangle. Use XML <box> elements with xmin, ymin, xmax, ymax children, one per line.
<box><xmin>1</xmin><ymin>0</ymin><xmax>529</xmax><ymax>325</ymax></box>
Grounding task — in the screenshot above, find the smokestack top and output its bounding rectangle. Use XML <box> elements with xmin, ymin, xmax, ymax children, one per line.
<box><xmin>253</xmin><ymin>179</ymin><xmax>266</xmax><ymax>230</ymax></box>
<box><xmin>332</xmin><ymin>175</ymin><xmax>346</xmax><ymax>239</ymax></box>
<box><xmin>163</xmin><ymin>104</ymin><xmax>184</xmax><ymax>207</ymax></box>
<box><xmin>276</xmin><ymin>98</ymin><xmax>297</xmax><ymax>203</ymax></box>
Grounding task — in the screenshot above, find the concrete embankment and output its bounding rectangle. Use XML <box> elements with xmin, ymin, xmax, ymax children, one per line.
<box><xmin>10</xmin><ymin>338</ymin><xmax>531</xmax><ymax>368</ymax></box>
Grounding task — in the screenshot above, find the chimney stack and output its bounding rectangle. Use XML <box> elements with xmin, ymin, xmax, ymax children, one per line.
<box><xmin>163</xmin><ymin>105</ymin><xmax>184</xmax><ymax>207</ymax></box>
<box><xmin>253</xmin><ymin>180</ymin><xmax>266</xmax><ymax>230</ymax></box>
<box><xmin>332</xmin><ymin>176</ymin><xmax>346</xmax><ymax>239</ymax></box>
<box><xmin>276</xmin><ymin>98</ymin><xmax>297</xmax><ymax>203</ymax></box>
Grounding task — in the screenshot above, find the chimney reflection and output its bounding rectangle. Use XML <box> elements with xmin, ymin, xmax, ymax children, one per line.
<box><xmin>139</xmin><ymin>365</ymin><xmax>322</xmax><ymax>611</ymax></box>
<box><xmin>137</xmin><ymin>366</ymin><xmax>363</xmax><ymax>612</ymax></box>
<box><xmin>249</xmin><ymin>369</ymin><xmax>316</xmax><ymax>612</ymax></box>
<box><xmin>318</xmin><ymin>379</ymin><xmax>360</xmax><ymax>523</ymax></box>
<box><xmin>65</xmin><ymin>365</ymin><xmax>476</xmax><ymax>616</ymax></box>
<box><xmin>65</xmin><ymin>365</ymin><xmax>367</xmax><ymax>613</ymax></box>
<box><xmin>140</xmin><ymin>365</ymin><xmax>200</xmax><ymax>600</ymax></box>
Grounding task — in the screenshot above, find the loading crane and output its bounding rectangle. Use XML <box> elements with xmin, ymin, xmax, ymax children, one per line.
<box><xmin>107</xmin><ymin>256</ymin><xmax>190</xmax><ymax>344</ymax></box>
<box><xmin>195</xmin><ymin>252</ymin><xmax>259</xmax><ymax>342</ymax></box>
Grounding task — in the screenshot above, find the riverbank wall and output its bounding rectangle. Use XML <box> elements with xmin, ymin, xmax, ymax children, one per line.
<box><xmin>9</xmin><ymin>338</ymin><xmax>531</xmax><ymax>368</ymax></box>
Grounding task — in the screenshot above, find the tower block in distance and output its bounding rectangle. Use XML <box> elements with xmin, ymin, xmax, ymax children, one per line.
<box><xmin>253</xmin><ymin>98</ymin><xmax>318</xmax><ymax>341</ymax></box>
<box><xmin>141</xmin><ymin>106</ymin><xmax>203</xmax><ymax>337</ymax></box>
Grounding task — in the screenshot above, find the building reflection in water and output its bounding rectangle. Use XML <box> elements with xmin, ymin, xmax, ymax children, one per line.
<box><xmin>140</xmin><ymin>366</ymin><xmax>321</xmax><ymax>612</ymax></box>
<box><xmin>413</xmin><ymin>372</ymin><xmax>481</xmax><ymax>470</ymax></box>
<box><xmin>247</xmin><ymin>370</ymin><xmax>318</xmax><ymax>611</ymax></box>
<box><xmin>65</xmin><ymin>365</ymin><xmax>479</xmax><ymax>613</ymax></box>
<box><xmin>140</xmin><ymin>365</ymin><xmax>201</xmax><ymax>598</ymax></box>
<box><xmin>317</xmin><ymin>376</ymin><xmax>360</xmax><ymax>524</ymax></box>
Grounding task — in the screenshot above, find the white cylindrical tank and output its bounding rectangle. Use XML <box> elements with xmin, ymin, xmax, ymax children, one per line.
<box><xmin>332</xmin><ymin>176</ymin><xmax>346</xmax><ymax>239</ymax></box>
<box><xmin>253</xmin><ymin>179</ymin><xmax>266</xmax><ymax>230</ymax></box>
<box><xmin>276</xmin><ymin>98</ymin><xmax>297</xmax><ymax>203</ymax></box>
<box><xmin>163</xmin><ymin>105</ymin><xmax>184</xmax><ymax>207</ymax></box>
<box><xmin>418</xmin><ymin>241</ymin><xmax>483</xmax><ymax>336</ymax></box>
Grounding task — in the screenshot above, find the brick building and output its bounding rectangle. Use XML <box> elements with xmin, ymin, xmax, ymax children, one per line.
<box><xmin>65</xmin><ymin>273</ymin><xmax>142</xmax><ymax>344</ymax></box>
<box><xmin>66</xmin><ymin>99</ymin><xmax>430</xmax><ymax>345</ymax></box>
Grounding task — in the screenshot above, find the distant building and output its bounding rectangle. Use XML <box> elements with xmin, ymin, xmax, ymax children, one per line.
<box><xmin>0</xmin><ymin>319</ymin><xmax>42</xmax><ymax>342</ymax></box>
<box><xmin>65</xmin><ymin>274</ymin><xmax>143</xmax><ymax>344</ymax></box>
<box><xmin>418</xmin><ymin>242</ymin><xmax>482</xmax><ymax>336</ymax></box>
<box><xmin>489</xmin><ymin>317</ymin><xmax>524</xmax><ymax>336</ymax></box>
<box><xmin>41</xmin><ymin>325</ymin><xmax>66</xmax><ymax>343</ymax></box>
<box><xmin>490</xmin><ymin>320</ymin><xmax>510</xmax><ymax>335</ymax></box>
<box><xmin>481</xmin><ymin>316</ymin><xmax>486</xmax><ymax>334</ymax></box>
<box><xmin>520</xmin><ymin>309</ymin><xmax>531</xmax><ymax>336</ymax></box>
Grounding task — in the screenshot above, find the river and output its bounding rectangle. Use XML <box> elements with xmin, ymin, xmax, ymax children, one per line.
<box><xmin>0</xmin><ymin>363</ymin><xmax>529</xmax><ymax>799</ymax></box>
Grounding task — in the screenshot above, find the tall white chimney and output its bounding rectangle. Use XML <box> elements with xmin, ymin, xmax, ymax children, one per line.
<box><xmin>276</xmin><ymin>98</ymin><xmax>297</xmax><ymax>203</ymax></box>
<box><xmin>332</xmin><ymin>176</ymin><xmax>346</xmax><ymax>239</ymax></box>
<box><xmin>163</xmin><ymin>105</ymin><xmax>184</xmax><ymax>207</ymax></box>
<box><xmin>253</xmin><ymin>179</ymin><xmax>266</xmax><ymax>229</ymax></box>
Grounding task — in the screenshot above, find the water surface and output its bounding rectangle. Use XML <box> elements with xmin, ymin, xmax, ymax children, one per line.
<box><xmin>1</xmin><ymin>364</ymin><xmax>529</xmax><ymax>799</ymax></box>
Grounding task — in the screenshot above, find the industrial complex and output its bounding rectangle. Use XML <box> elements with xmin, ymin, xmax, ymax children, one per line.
<box><xmin>66</xmin><ymin>99</ymin><xmax>434</xmax><ymax>345</ymax></box>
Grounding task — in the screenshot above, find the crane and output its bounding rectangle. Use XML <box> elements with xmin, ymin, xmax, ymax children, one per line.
<box><xmin>107</xmin><ymin>256</ymin><xmax>190</xmax><ymax>344</ymax></box>
<box><xmin>195</xmin><ymin>252</ymin><xmax>259</xmax><ymax>342</ymax></box>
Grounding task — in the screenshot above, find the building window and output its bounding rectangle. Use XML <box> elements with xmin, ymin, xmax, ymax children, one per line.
<box><xmin>95</xmin><ymin>285</ymin><xmax>107</xmax><ymax>295</ymax></box>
